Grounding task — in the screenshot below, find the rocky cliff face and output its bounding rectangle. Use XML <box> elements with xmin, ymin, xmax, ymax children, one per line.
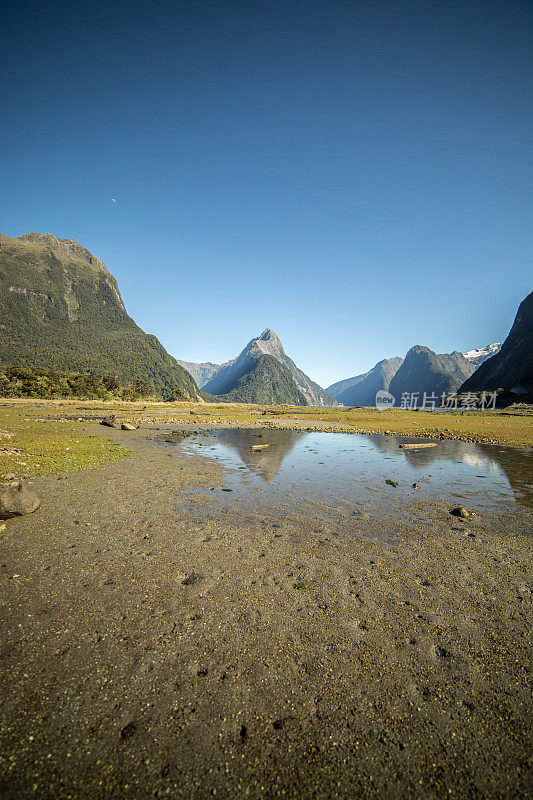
<box><xmin>177</xmin><ymin>360</ymin><xmax>220</xmax><ymax>387</ymax></box>
<box><xmin>389</xmin><ymin>346</ymin><xmax>475</xmax><ymax>400</ymax></box>
<box><xmin>460</xmin><ymin>292</ymin><xmax>533</xmax><ymax>394</ymax></box>
<box><xmin>0</xmin><ymin>232</ymin><xmax>201</xmax><ymax>400</ymax></box>
<box><xmin>327</xmin><ymin>357</ymin><xmax>403</xmax><ymax>406</ymax></box>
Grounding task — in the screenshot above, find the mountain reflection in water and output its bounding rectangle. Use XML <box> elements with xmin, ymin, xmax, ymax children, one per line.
<box><xmin>166</xmin><ymin>428</ymin><xmax>533</xmax><ymax>509</ymax></box>
<box><xmin>212</xmin><ymin>428</ymin><xmax>306</xmax><ymax>481</ymax></box>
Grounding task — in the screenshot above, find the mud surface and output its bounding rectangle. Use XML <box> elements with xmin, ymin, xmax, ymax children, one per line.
<box><xmin>1</xmin><ymin>424</ymin><xmax>531</xmax><ymax>799</ymax></box>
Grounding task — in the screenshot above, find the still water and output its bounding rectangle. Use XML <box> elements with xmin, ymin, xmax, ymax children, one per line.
<box><xmin>162</xmin><ymin>428</ymin><xmax>533</xmax><ymax>512</ymax></box>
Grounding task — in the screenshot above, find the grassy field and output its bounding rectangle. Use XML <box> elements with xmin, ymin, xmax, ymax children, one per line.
<box><xmin>0</xmin><ymin>399</ymin><xmax>531</xmax><ymax>482</ymax></box>
<box><xmin>283</xmin><ymin>405</ymin><xmax>533</xmax><ymax>447</ymax></box>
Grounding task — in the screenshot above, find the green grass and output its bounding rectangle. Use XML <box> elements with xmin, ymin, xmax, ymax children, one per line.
<box><xmin>159</xmin><ymin>402</ymin><xmax>532</xmax><ymax>447</ymax></box>
<box><xmin>0</xmin><ymin>409</ymin><xmax>131</xmax><ymax>479</ymax></box>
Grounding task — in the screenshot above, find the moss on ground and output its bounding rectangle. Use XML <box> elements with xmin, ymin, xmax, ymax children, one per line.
<box><xmin>0</xmin><ymin>409</ymin><xmax>131</xmax><ymax>479</ymax></box>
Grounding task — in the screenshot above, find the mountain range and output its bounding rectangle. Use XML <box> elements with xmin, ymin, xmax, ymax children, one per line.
<box><xmin>203</xmin><ymin>350</ymin><xmax>308</xmax><ymax>406</ymax></box>
<box><xmin>326</xmin><ymin>297</ymin><xmax>530</xmax><ymax>407</ymax></box>
<box><xmin>1</xmin><ymin>231</ymin><xmax>530</xmax><ymax>405</ymax></box>
<box><xmin>0</xmin><ymin>232</ymin><xmax>327</xmax><ymax>406</ymax></box>
<box><xmin>327</xmin><ymin>348</ymin><xmax>480</xmax><ymax>406</ymax></box>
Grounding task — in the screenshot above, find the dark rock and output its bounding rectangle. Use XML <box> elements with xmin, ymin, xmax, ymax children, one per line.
<box><xmin>100</xmin><ymin>415</ymin><xmax>116</xmax><ymax>428</ymax></box>
<box><xmin>181</xmin><ymin>573</ymin><xmax>204</xmax><ymax>586</ymax></box>
<box><xmin>450</xmin><ymin>506</ymin><xmax>469</xmax><ymax>518</ymax></box>
<box><xmin>0</xmin><ymin>482</ymin><xmax>40</xmax><ymax>519</ymax></box>
<box><xmin>120</xmin><ymin>721</ymin><xmax>137</xmax><ymax>740</ymax></box>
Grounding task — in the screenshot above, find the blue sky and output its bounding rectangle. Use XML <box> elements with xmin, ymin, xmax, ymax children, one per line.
<box><xmin>2</xmin><ymin>0</ymin><xmax>531</xmax><ymax>387</ymax></box>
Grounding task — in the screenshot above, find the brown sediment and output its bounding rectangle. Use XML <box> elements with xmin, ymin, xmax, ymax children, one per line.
<box><xmin>0</xmin><ymin>420</ymin><xmax>531</xmax><ymax>800</ymax></box>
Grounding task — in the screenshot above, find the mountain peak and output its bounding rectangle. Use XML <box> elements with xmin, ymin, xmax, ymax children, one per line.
<box><xmin>406</xmin><ymin>344</ymin><xmax>432</xmax><ymax>357</ymax></box>
<box><xmin>6</xmin><ymin>231</ymin><xmax>114</xmax><ymax>279</ymax></box>
<box><xmin>198</xmin><ymin>328</ymin><xmax>336</xmax><ymax>406</ymax></box>
<box><xmin>258</xmin><ymin>328</ymin><xmax>279</xmax><ymax>341</ymax></box>
<box><xmin>19</xmin><ymin>232</ymin><xmax>66</xmax><ymax>243</ymax></box>
<box><xmin>252</xmin><ymin>329</ymin><xmax>285</xmax><ymax>360</ymax></box>
<box><xmin>0</xmin><ymin>231</ymin><xmax>201</xmax><ymax>399</ymax></box>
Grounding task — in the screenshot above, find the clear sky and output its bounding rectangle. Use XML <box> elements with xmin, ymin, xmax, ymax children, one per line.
<box><xmin>2</xmin><ymin>0</ymin><xmax>532</xmax><ymax>387</ymax></box>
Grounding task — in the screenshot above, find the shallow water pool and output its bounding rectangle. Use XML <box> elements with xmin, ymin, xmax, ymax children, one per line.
<box><xmin>162</xmin><ymin>428</ymin><xmax>533</xmax><ymax>513</ymax></box>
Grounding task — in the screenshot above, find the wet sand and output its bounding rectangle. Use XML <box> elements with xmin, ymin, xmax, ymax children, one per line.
<box><xmin>1</xmin><ymin>423</ymin><xmax>531</xmax><ymax>799</ymax></box>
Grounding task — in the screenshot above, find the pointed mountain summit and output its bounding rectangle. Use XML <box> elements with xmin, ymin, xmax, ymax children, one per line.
<box><xmin>186</xmin><ymin>329</ymin><xmax>336</xmax><ymax>406</ymax></box>
<box><xmin>0</xmin><ymin>232</ymin><xmax>202</xmax><ymax>399</ymax></box>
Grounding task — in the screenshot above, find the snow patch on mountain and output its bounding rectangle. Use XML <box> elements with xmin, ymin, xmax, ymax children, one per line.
<box><xmin>462</xmin><ymin>343</ymin><xmax>502</xmax><ymax>368</ymax></box>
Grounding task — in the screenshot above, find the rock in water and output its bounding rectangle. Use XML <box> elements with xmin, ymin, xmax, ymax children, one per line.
<box><xmin>121</xmin><ymin>422</ymin><xmax>136</xmax><ymax>431</ymax></box>
<box><xmin>0</xmin><ymin>482</ymin><xmax>40</xmax><ymax>519</ymax></box>
<box><xmin>100</xmin><ymin>415</ymin><xmax>116</xmax><ymax>428</ymax></box>
<box><xmin>450</xmin><ymin>506</ymin><xmax>469</xmax><ymax>518</ymax></box>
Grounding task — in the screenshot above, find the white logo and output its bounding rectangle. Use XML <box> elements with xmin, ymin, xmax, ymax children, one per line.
<box><xmin>375</xmin><ymin>390</ymin><xmax>395</xmax><ymax>410</ymax></box>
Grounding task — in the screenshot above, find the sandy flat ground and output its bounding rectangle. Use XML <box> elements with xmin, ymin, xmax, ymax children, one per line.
<box><xmin>1</xmin><ymin>424</ymin><xmax>531</xmax><ymax>799</ymax></box>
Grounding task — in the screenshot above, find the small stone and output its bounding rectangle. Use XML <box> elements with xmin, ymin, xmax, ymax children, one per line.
<box><xmin>120</xmin><ymin>721</ymin><xmax>137</xmax><ymax>740</ymax></box>
<box><xmin>100</xmin><ymin>415</ymin><xmax>116</xmax><ymax>428</ymax></box>
<box><xmin>121</xmin><ymin>422</ymin><xmax>136</xmax><ymax>431</ymax></box>
<box><xmin>412</xmin><ymin>483</ymin><xmax>420</xmax><ymax>489</ymax></box>
<box><xmin>0</xmin><ymin>482</ymin><xmax>40</xmax><ymax>519</ymax></box>
<box><xmin>450</xmin><ymin>506</ymin><xmax>469</xmax><ymax>518</ymax></box>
